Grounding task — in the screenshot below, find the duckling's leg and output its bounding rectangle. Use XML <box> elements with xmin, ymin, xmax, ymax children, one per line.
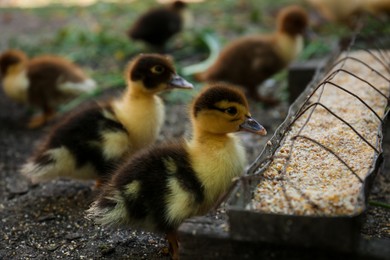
<box><xmin>166</xmin><ymin>231</ymin><xmax>179</xmax><ymax>260</ymax></box>
<box><xmin>95</xmin><ymin>179</ymin><xmax>104</xmax><ymax>189</ymax></box>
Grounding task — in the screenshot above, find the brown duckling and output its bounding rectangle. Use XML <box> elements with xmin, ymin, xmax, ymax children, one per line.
<box><xmin>0</xmin><ymin>49</ymin><xmax>97</xmax><ymax>128</ymax></box>
<box><xmin>307</xmin><ymin>0</ymin><xmax>361</xmax><ymax>26</ymax></box>
<box><xmin>307</xmin><ymin>0</ymin><xmax>390</xmax><ymax>27</ymax></box>
<box><xmin>21</xmin><ymin>53</ymin><xmax>193</xmax><ymax>186</ymax></box>
<box><xmin>127</xmin><ymin>1</ymin><xmax>191</xmax><ymax>51</ymax></box>
<box><xmin>196</xmin><ymin>5</ymin><xmax>309</xmax><ymax>105</ymax></box>
<box><xmin>87</xmin><ymin>84</ymin><xmax>267</xmax><ymax>259</ymax></box>
<box><xmin>363</xmin><ymin>0</ymin><xmax>390</xmax><ymax>18</ymax></box>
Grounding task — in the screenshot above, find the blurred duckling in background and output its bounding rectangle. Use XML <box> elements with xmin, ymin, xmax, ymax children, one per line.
<box><xmin>127</xmin><ymin>0</ymin><xmax>192</xmax><ymax>51</ymax></box>
<box><xmin>87</xmin><ymin>84</ymin><xmax>267</xmax><ymax>259</ymax></box>
<box><xmin>307</xmin><ymin>0</ymin><xmax>390</xmax><ymax>27</ymax></box>
<box><xmin>0</xmin><ymin>49</ymin><xmax>97</xmax><ymax>128</ymax></box>
<box><xmin>22</xmin><ymin>53</ymin><xmax>193</xmax><ymax>186</ymax></box>
<box><xmin>363</xmin><ymin>0</ymin><xmax>390</xmax><ymax>18</ymax></box>
<box><xmin>195</xmin><ymin>5</ymin><xmax>309</xmax><ymax>105</ymax></box>
<box><xmin>307</xmin><ymin>0</ymin><xmax>361</xmax><ymax>26</ymax></box>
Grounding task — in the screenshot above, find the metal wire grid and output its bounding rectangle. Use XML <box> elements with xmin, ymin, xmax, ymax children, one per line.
<box><xmin>233</xmin><ymin>29</ymin><xmax>390</xmax><ymax>214</ymax></box>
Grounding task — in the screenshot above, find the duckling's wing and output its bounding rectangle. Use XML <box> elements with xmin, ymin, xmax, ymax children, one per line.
<box><xmin>205</xmin><ymin>38</ymin><xmax>285</xmax><ymax>87</ymax></box>
<box><xmin>249</xmin><ymin>42</ymin><xmax>286</xmax><ymax>77</ymax></box>
<box><xmin>88</xmin><ymin>142</ymin><xmax>204</xmax><ymax>233</ymax></box>
<box><xmin>22</xmin><ymin>103</ymin><xmax>130</xmax><ymax>183</ymax></box>
<box><xmin>27</xmin><ymin>57</ymin><xmax>96</xmax><ymax>102</ymax></box>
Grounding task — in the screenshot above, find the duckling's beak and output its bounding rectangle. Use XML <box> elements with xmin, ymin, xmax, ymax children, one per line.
<box><xmin>239</xmin><ymin>116</ymin><xmax>267</xmax><ymax>135</ymax></box>
<box><xmin>168</xmin><ymin>74</ymin><xmax>194</xmax><ymax>89</ymax></box>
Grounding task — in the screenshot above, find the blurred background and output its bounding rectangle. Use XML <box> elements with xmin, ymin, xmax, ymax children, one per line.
<box><xmin>1</xmin><ymin>1</ymin><xmax>389</xmax><ymax>259</ymax></box>
<box><xmin>4</xmin><ymin>0</ymin><xmax>387</xmax><ymax>104</ymax></box>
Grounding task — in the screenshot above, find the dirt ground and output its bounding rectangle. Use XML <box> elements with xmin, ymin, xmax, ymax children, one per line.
<box><xmin>1</xmin><ymin>74</ymin><xmax>389</xmax><ymax>260</ymax></box>
<box><xmin>0</xmin><ymin>5</ymin><xmax>389</xmax><ymax>260</ymax></box>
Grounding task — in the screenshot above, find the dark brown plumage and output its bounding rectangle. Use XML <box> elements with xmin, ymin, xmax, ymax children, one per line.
<box><xmin>0</xmin><ymin>49</ymin><xmax>96</xmax><ymax>128</ymax></box>
<box><xmin>87</xmin><ymin>83</ymin><xmax>267</xmax><ymax>259</ymax></box>
<box><xmin>21</xmin><ymin>53</ymin><xmax>193</xmax><ymax>186</ymax></box>
<box><xmin>127</xmin><ymin>1</ymin><xmax>188</xmax><ymax>50</ymax></box>
<box><xmin>196</xmin><ymin>5</ymin><xmax>309</xmax><ymax>105</ymax></box>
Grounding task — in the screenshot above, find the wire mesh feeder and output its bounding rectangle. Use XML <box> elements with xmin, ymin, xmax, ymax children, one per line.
<box><xmin>226</xmin><ymin>34</ymin><xmax>390</xmax><ymax>252</ymax></box>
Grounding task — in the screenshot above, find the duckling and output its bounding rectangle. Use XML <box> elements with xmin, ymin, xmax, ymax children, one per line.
<box><xmin>363</xmin><ymin>0</ymin><xmax>390</xmax><ymax>18</ymax></box>
<box><xmin>0</xmin><ymin>49</ymin><xmax>97</xmax><ymax>128</ymax></box>
<box><xmin>195</xmin><ymin>5</ymin><xmax>308</xmax><ymax>105</ymax></box>
<box><xmin>307</xmin><ymin>0</ymin><xmax>390</xmax><ymax>27</ymax></box>
<box><xmin>21</xmin><ymin>53</ymin><xmax>193</xmax><ymax>186</ymax></box>
<box><xmin>87</xmin><ymin>84</ymin><xmax>267</xmax><ymax>259</ymax></box>
<box><xmin>127</xmin><ymin>1</ymin><xmax>191</xmax><ymax>51</ymax></box>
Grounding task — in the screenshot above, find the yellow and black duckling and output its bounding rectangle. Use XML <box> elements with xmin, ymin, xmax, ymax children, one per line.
<box><xmin>87</xmin><ymin>84</ymin><xmax>267</xmax><ymax>259</ymax></box>
<box><xmin>196</xmin><ymin>5</ymin><xmax>308</xmax><ymax>105</ymax></box>
<box><xmin>0</xmin><ymin>49</ymin><xmax>97</xmax><ymax>128</ymax></box>
<box><xmin>22</xmin><ymin>53</ymin><xmax>193</xmax><ymax>186</ymax></box>
<box><xmin>127</xmin><ymin>1</ymin><xmax>191</xmax><ymax>51</ymax></box>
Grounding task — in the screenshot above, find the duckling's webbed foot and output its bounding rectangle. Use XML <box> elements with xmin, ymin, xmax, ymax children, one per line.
<box><xmin>27</xmin><ymin>109</ymin><xmax>56</xmax><ymax>129</ymax></box>
<box><xmin>166</xmin><ymin>231</ymin><xmax>179</xmax><ymax>260</ymax></box>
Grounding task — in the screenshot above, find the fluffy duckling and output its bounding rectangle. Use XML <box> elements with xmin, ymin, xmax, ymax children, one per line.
<box><xmin>0</xmin><ymin>49</ymin><xmax>97</xmax><ymax>128</ymax></box>
<box><xmin>87</xmin><ymin>84</ymin><xmax>267</xmax><ymax>259</ymax></box>
<box><xmin>307</xmin><ymin>0</ymin><xmax>360</xmax><ymax>26</ymax></box>
<box><xmin>127</xmin><ymin>1</ymin><xmax>191</xmax><ymax>51</ymax></box>
<box><xmin>196</xmin><ymin>5</ymin><xmax>308</xmax><ymax>105</ymax></box>
<box><xmin>21</xmin><ymin>53</ymin><xmax>193</xmax><ymax>186</ymax></box>
<box><xmin>307</xmin><ymin>0</ymin><xmax>390</xmax><ymax>27</ymax></box>
<box><xmin>363</xmin><ymin>0</ymin><xmax>390</xmax><ymax>18</ymax></box>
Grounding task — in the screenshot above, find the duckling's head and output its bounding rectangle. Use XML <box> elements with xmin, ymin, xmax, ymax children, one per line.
<box><xmin>277</xmin><ymin>5</ymin><xmax>309</xmax><ymax>36</ymax></box>
<box><xmin>171</xmin><ymin>0</ymin><xmax>187</xmax><ymax>11</ymax></box>
<box><xmin>192</xmin><ymin>84</ymin><xmax>267</xmax><ymax>135</ymax></box>
<box><xmin>0</xmin><ymin>49</ymin><xmax>27</xmax><ymax>80</ymax></box>
<box><xmin>126</xmin><ymin>53</ymin><xmax>193</xmax><ymax>94</ymax></box>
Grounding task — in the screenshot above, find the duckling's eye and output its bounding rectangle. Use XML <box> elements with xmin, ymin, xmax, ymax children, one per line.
<box><xmin>225</xmin><ymin>107</ymin><xmax>238</xmax><ymax>116</ymax></box>
<box><xmin>151</xmin><ymin>65</ymin><xmax>165</xmax><ymax>74</ymax></box>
